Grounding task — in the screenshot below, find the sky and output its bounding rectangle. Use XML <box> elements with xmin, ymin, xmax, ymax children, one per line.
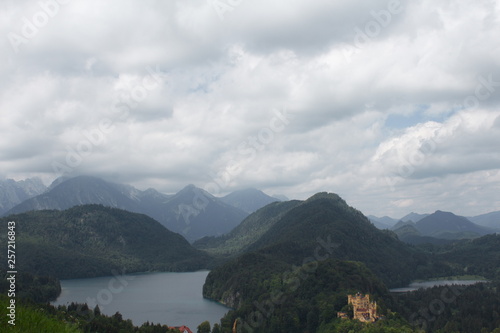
<box><xmin>1</xmin><ymin>0</ymin><xmax>499</xmax><ymax>218</ymax></box>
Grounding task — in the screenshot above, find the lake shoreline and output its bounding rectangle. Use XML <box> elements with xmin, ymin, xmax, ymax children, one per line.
<box><xmin>52</xmin><ymin>271</ymin><xmax>230</xmax><ymax>329</ymax></box>
<box><xmin>390</xmin><ymin>277</ymin><xmax>489</xmax><ymax>293</ymax></box>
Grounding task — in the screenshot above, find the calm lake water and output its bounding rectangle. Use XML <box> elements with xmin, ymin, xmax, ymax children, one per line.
<box><xmin>390</xmin><ymin>279</ymin><xmax>488</xmax><ymax>293</ymax></box>
<box><xmin>52</xmin><ymin>271</ymin><xmax>230</xmax><ymax>330</ymax></box>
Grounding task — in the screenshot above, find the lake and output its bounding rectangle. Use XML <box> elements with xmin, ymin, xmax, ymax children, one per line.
<box><xmin>52</xmin><ymin>271</ymin><xmax>230</xmax><ymax>330</ymax></box>
<box><xmin>390</xmin><ymin>279</ymin><xmax>488</xmax><ymax>293</ymax></box>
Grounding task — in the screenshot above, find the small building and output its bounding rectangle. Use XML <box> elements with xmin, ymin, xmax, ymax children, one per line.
<box><xmin>169</xmin><ymin>326</ymin><xmax>193</xmax><ymax>333</ymax></box>
<box><xmin>337</xmin><ymin>311</ymin><xmax>349</xmax><ymax>319</ymax></box>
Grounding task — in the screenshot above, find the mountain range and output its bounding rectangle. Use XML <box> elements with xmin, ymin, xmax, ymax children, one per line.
<box><xmin>4</xmin><ymin>175</ymin><xmax>497</xmax><ymax>242</ymax></box>
<box><xmin>3</xmin><ymin>176</ymin><xmax>280</xmax><ymax>242</ymax></box>
<box><xmin>368</xmin><ymin>212</ymin><xmax>432</xmax><ymax>229</ymax></box>
<box><xmin>0</xmin><ymin>177</ymin><xmax>47</xmax><ymax>215</ymax></box>
<box><xmin>2</xmin><ymin>176</ymin><xmax>499</xmax><ymax>332</ymax></box>
<box><xmin>370</xmin><ymin>210</ymin><xmax>498</xmax><ymax>242</ymax></box>
<box><xmin>469</xmin><ymin>211</ymin><xmax>500</xmax><ymax>229</ymax></box>
<box><xmin>389</xmin><ymin>211</ymin><xmax>496</xmax><ymax>244</ymax></box>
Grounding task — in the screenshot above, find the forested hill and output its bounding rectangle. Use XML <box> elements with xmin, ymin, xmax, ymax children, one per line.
<box><xmin>201</xmin><ymin>192</ymin><xmax>500</xmax><ymax>332</ymax></box>
<box><xmin>204</xmin><ymin>256</ymin><xmax>418</xmax><ymax>332</ymax></box>
<box><xmin>193</xmin><ymin>200</ymin><xmax>302</xmax><ymax>257</ymax></box>
<box><xmin>201</xmin><ymin>192</ymin><xmax>446</xmax><ymax>331</ymax></box>
<box><xmin>196</xmin><ymin>193</ymin><xmax>449</xmax><ymax>287</ymax></box>
<box><xmin>0</xmin><ymin>205</ymin><xmax>211</xmax><ymax>279</ymax></box>
<box><xmin>242</xmin><ymin>192</ymin><xmax>446</xmax><ymax>287</ymax></box>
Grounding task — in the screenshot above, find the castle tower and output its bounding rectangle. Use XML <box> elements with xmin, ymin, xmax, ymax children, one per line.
<box><xmin>346</xmin><ymin>292</ymin><xmax>378</xmax><ymax>323</ymax></box>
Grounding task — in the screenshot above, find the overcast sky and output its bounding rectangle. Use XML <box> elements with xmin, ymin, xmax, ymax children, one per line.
<box><xmin>1</xmin><ymin>0</ymin><xmax>499</xmax><ymax>218</ymax></box>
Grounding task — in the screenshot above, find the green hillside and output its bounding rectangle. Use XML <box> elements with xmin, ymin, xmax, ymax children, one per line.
<box><xmin>437</xmin><ymin>234</ymin><xmax>500</xmax><ymax>280</ymax></box>
<box><xmin>205</xmin><ymin>257</ymin><xmax>417</xmax><ymax>332</ymax></box>
<box><xmin>0</xmin><ymin>295</ymin><xmax>81</xmax><ymax>333</ymax></box>
<box><xmin>0</xmin><ymin>295</ymin><xmax>184</xmax><ymax>332</ymax></box>
<box><xmin>197</xmin><ymin>193</ymin><xmax>449</xmax><ymax>287</ymax></box>
<box><xmin>201</xmin><ymin>192</ymin><xmax>447</xmax><ymax>332</ymax></box>
<box><xmin>193</xmin><ymin>200</ymin><xmax>302</xmax><ymax>257</ymax></box>
<box><xmin>243</xmin><ymin>193</ymin><xmax>447</xmax><ymax>287</ymax></box>
<box><xmin>0</xmin><ymin>205</ymin><xmax>211</xmax><ymax>279</ymax></box>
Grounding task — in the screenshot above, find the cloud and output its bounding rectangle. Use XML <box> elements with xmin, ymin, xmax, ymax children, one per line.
<box><xmin>0</xmin><ymin>0</ymin><xmax>499</xmax><ymax>217</ymax></box>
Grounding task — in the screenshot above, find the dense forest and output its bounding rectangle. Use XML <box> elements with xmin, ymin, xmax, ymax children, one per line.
<box><xmin>193</xmin><ymin>200</ymin><xmax>302</xmax><ymax>257</ymax></box>
<box><xmin>393</xmin><ymin>281</ymin><xmax>500</xmax><ymax>333</ymax></box>
<box><xmin>0</xmin><ymin>205</ymin><xmax>211</xmax><ymax>279</ymax></box>
<box><xmin>202</xmin><ymin>193</ymin><xmax>500</xmax><ymax>332</ymax></box>
<box><xmin>0</xmin><ymin>270</ymin><xmax>60</xmax><ymax>303</ymax></box>
<box><xmin>206</xmin><ymin>258</ymin><xmax>413</xmax><ymax>332</ymax></box>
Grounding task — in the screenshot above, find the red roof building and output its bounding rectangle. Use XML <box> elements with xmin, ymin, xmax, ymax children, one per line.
<box><xmin>169</xmin><ymin>325</ymin><xmax>193</xmax><ymax>333</ymax></box>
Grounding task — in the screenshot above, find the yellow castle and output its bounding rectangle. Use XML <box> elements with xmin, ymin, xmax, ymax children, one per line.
<box><xmin>338</xmin><ymin>292</ymin><xmax>379</xmax><ymax>323</ymax></box>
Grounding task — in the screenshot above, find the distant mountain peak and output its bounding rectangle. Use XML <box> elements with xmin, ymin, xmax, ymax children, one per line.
<box><xmin>221</xmin><ymin>188</ymin><xmax>280</xmax><ymax>214</ymax></box>
<box><xmin>400</xmin><ymin>212</ymin><xmax>429</xmax><ymax>223</ymax></box>
<box><xmin>305</xmin><ymin>192</ymin><xmax>343</xmax><ymax>202</ymax></box>
<box><xmin>415</xmin><ymin>210</ymin><xmax>490</xmax><ymax>239</ymax></box>
<box><xmin>177</xmin><ymin>184</ymin><xmax>214</xmax><ymax>200</ymax></box>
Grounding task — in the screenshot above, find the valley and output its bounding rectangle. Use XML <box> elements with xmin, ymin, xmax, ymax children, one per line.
<box><xmin>1</xmin><ymin>176</ymin><xmax>499</xmax><ymax>332</ymax></box>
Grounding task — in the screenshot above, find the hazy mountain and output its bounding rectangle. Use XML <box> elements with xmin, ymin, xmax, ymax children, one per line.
<box><xmin>0</xmin><ymin>205</ymin><xmax>210</xmax><ymax>279</ymax></box>
<box><xmin>415</xmin><ymin>210</ymin><xmax>492</xmax><ymax>239</ymax></box>
<box><xmin>193</xmin><ymin>200</ymin><xmax>302</xmax><ymax>256</ymax></box>
<box><xmin>369</xmin><ymin>212</ymin><xmax>429</xmax><ymax>230</ymax></box>
<box><xmin>400</xmin><ymin>212</ymin><xmax>430</xmax><ymax>222</ymax></box>
<box><xmin>5</xmin><ymin>176</ymin><xmax>146</xmax><ymax>214</ymax></box>
<box><xmin>392</xmin><ymin>222</ymin><xmax>453</xmax><ymax>245</ymax></box>
<box><xmin>391</xmin><ymin>211</ymin><xmax>498</xmax><ymax>244</ymax></box>
<box><xmin>5</xmin><ymin>176</ymin><xmax>248</xmax><ymax>242</ymax></box>
<box><xmin>393</xmin><ymin>222</ymin><xmax>419</xmax><ymax>237</ymax></box>
<box><xmin>391</xmin><ymin>220</ymin><xmax>416</xmax><ymax>231</ymax></box>
<box><xmin>271</xmin><ymin>194</ymin><xmax>289</xmax><ymax>201</ymax></box>
<box><xmin>159</xmin><ymin>184</ymin><xmax>249</xmax><ymax>241</ymax></box>
<box><xmin>0</xmin><ymin>177</ymin><xmax>47</xmax><ymax>215</ymax></box>
<box><xmin>221</xmin><ymin>188</ymin><xmax>280</xmax><ymax>214</ymax></box>
<box><xmin>367</xmin><ymin>215</ymin><xmax>398</xmax><ymax>229</ymax></box>
<box><xmin>469</xmin><ymin>211</ymin><xmax>500</xmax><ymax>229</ymax></box>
